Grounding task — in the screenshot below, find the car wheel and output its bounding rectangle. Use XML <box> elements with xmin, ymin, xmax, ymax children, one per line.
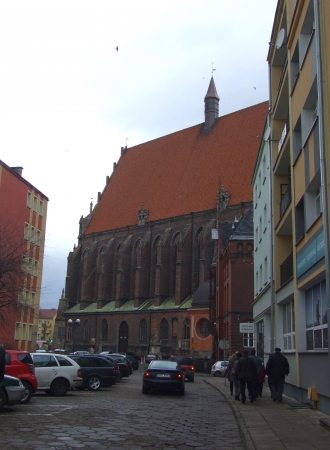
<box><xmin>0</xmin><ymin>388</ymin><xmax>6</xmax><ymax>411</ymax></box>
<box><xmin>142</xmin><ymin>385</ymin><xmax>148</xmax><ymax>394</ymax></box>
<box><xmin>50</xmin><ymin>378</ymin><xmax>69</xmax><ymax>396</ymax></box>
<box><xmin>21</xmin><ymin>381</ymin><xmax>33</xmax><ymax>403</ymax></box>
<box><xmin>87</xmin><ymin>376</ymin><xmax>101</xmax><ymax>391</ymax></box>
<box><xmin>214</xmin><ymin>371</ymin><xmax>221</xmax><ymax>377</ymax></box>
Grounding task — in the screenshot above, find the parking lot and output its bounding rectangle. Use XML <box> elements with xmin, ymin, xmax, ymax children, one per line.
<box><xmin>0</xmin><ymin>370</ymin><xmax>245</xmax><ymax>450</ymax></box>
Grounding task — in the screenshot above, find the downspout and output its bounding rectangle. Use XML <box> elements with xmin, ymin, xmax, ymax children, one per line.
<box><xmin>314</xmin><ymin>0</ymin><xmax>330</xmax><ymax>368</ymax></box>
<box><xmin>268</xmin><ymin>60</ymin><xmax>275</xmax><ymax>355</ymax></box>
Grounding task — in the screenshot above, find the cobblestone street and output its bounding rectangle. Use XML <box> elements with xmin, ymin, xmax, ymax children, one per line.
<box><xmin>0</xmin><ymin>372</ymin><xmax>245</xmax><ymax>450</ymax></box>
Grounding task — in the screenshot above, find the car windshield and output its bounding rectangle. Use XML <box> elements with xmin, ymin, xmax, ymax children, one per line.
<box><xmin>149</xmin><ymin>361</ymin><xmax>178</xmax><ymax>370</ymax></box>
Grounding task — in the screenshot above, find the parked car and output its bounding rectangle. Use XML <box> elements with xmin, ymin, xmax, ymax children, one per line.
<box><xmin>126</xmin><ymin>351</ymin><xmax>141</xmax><ymax>363</ymax></box>
<box><xmin>145</xmin><ymin>354</ymin><xmax>160</xmax><ymax>364</ymax></box>
<box><xmin>125</xmin><ymin>355</ymin><xmax>139</xmax><ymax>370</ymax></box>
<box><xmin>99</xmin><ymin>355</ymin><xmax>122</xmax><ymax>381</ymax></box>
<box><xmin>72</xmin><ymin>351</ymin><xmax>90</xmax><ymax>355</ymax></box>
<box><xmin>211</xmin><ymin>361</ymin><xmax>229</xmax><ymax>377</ymax></box>
<box><xmin>5</xmin><ymin>350</ymin><xmax>38</xmax><ymax>403</ymax></box>
<box><xmin>68</xmin><ymin>355</ymin><xmax>117</xmax><ymax>390</ymax></box>
<box><xmin>104</xmin><ymin>354</ymin><xmax>132</xmax><ymax>378</ymax></box>
<box><xmin>0</xmin><ymin>375</ymin><xmax>25</xmax><ymax>411</ymax></box>
<box><xmin>109</xmin><ymin>354</ymin><xmax>134</xmax><ymax>373</ymax></box>
<box><xmin>31</xmin><ymin>353</ymin><xmax>83</xmax><ymax>396</ymax></box>
<box><xmin>170</xmin><ymin>356</ymin><xmax>195</xmax><ymax>382</ymax></box>
<box><xmin>142</xmin><ymin>360</ymin><xmax>185</xmax><ymax>395</ymax></box>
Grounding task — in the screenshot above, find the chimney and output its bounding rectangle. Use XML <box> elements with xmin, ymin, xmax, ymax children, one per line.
<box><xmin>10</xmin><ymin>166</ymin><xmax>23</xmax><ymax>176</ymax></box>
<box><xmin>204</xmin><ymin>77</ymin><xmax>219</xmax><ymax>132</ymax></box>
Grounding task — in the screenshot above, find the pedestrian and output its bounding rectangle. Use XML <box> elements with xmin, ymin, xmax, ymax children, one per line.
<box><xmin>235</xmin><ymin>349</ymin><xmax>257</xmax><ymax>403</ymax></box>
<box><xmin>232</xmin><ymin>352</ymin><xmax>242</xmax><ymax>400</ymax></box>
<box><xmin>257</xmin><ymin>364</ymin><xmax>266</xmax><ymax>397</ymax></box>
<box><xmin>224</xmin><ymin>352</ymin><xmax>237</xmax><ymax>395</ymax></box>
<box><xmin>249</xmin><ymin>348</ymin><xmax>262</xmax><ymax>401</ymax></box>
<box><xmin>266</xmin><ymin>347</ymin><xmax>289</xmax><ymax>402</ymax></box>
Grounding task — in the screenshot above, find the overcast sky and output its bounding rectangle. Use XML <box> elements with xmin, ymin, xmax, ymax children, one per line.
<box><xmin>0</xmin><ymin>0</ymin><xmax>277</xmax><ymax>309</ymax></box>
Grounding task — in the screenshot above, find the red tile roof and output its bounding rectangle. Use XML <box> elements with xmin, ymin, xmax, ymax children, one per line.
<box><xmin>39</xmin><ymin>309</ymin><xmax>57</xmax><ymax>319</ymax></box>
<box><xmin>86</xmin><ymin>102</ymin><xmax>268</xmax><ymax>234</ymax></box>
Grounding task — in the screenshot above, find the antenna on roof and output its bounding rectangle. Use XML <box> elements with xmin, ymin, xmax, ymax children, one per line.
<box><xmin>125</xmin><ymin>137</ymin><xmax>129</xmax><ymax>147</ymax></box>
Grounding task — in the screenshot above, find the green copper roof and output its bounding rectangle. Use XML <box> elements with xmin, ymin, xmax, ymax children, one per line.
<box><xmin>65</xmin><ymin>296</ymin><xmax>193</xmax><ymax>315</ymax></box>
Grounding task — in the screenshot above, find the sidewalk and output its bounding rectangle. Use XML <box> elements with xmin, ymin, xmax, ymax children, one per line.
<box><xmin>202</xmin><ymin>374</ymin><xmax>330</xmax><ymax>450</ymax></box>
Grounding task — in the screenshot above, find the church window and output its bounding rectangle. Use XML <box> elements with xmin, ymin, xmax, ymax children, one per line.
<box><xmin>139</xmin><ymin>319</ymin><xmax>147</xmax><ymax>341</ymax></box>
<box><xmin>172</xmin><ymin>318</ymin><xmax>178</xmax><ymax>337</ymax></box>
<box><xmin>160</xmin><ymin>318</ymin><xmax>168</xmax><ymax>340</ymax></box>
<box><xmin>101</xmin><ymin>319</ymin><xmax>108</xmax><ymax>341</ymax></box>
<box><xmin>183</xmin><ymin>318</ymin><xmax>190</xmax><ymax>340</ymax></box>
<box><xmin>83</xmin><ymin>321</ymin><xmax>90</xmax><ymax>339</ymax></box>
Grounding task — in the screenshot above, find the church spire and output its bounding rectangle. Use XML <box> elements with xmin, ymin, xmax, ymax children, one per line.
<box><xmin>204</xmin><ymin>77</ymin><xmax>219</xmax><ymax>132</ymax></box>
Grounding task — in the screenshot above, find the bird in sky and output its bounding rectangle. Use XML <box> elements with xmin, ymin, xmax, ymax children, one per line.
<box><xmin>115</xmin><ymin>46</ymin><xmax>118</xmax><ymax>51</ymax></box>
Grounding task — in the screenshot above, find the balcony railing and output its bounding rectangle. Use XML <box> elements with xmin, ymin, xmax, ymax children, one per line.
<box><xmin>280</xmin><ymin>184</ymin><xmax>291</xmax><ymax>217</ymax></box>
<box><xmin>280</xmin><ymin>253</ymin><xmax>293</xmax><ymax>286</ymax></box>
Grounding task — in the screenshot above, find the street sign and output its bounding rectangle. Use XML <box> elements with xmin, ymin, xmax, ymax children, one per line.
<box><xmin>239</xmin><ymin>323</ymin><xmax>254</xmax><ymax>333</ymax></box>
<box><xmin>218</xmin><ymin>339</ymin><xmax>229</xmax><ymax>349</ymax></box>
<box><xmin>211</xmin><ymin>228</ymin><xmax>219</xmax><ymax>240</ymax></box>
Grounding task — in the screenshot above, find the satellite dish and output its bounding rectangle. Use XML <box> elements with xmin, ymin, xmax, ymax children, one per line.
<box><xmin>264</xmin><ymin>126</ymin><xmax>271</xmax><ymax>141</ymax></box>
<box><xmin>276</xmin><ymin>28</ymin><xmax>286</xmax><ymax>49</ymax></box>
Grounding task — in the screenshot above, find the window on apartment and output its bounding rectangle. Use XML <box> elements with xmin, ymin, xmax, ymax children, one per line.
<box><xmin>21</xmin><ymin>254</ymin><xmax>27</xmax><ymax>273</ymax></box>
<box><xmin>25</xmin><ymin>290</ymin><xmax>30</xmax><ymax>306</ymax></box>
<box><xmin>34</xmin><ymin>260</ymin><xmax>38</xmax><ymax>277</ymax></box>
<box><xmin>14</xmin><ymin>322</ymin><xmax>20</xmax><ymax>340</ymax></box>
<box><xmin>259</xmin><ymin>217</ymin><xmax>262</xmax><ymax>242</ymax></box>
<box><xmin>259</xmin><ymin>265</ymin><xmax>263</xmax><ymax>291</ymax></box>
<box><xmin>27</xmin><ymin>191</ymin><xmax>32</xmax><ymax>208</ymax></box>
<box><xmin>263</xmin><ymin>204</ymin><xmax>267</xmax><ymax>233</ymax></box>
<box><xmin>264</xmin><ymin>257</ymin><xmax>268</xmax><ymax>285</ymax></box>
<box><xmin>305</xmin><ymin>176</ymin><xmax>322</xmax><ymax>230</ymax></box>
<box><xmin>24</xmin><ymin>223</ymin><xmax>29</xmax><ymax>240</ymax></box>
<box><xmin>31</xmin><ymin>227</ymin><xmax>35</xmax><ymax>243</ymax></box>
<box><xmin>306</xmin><ymin>280</ymin><xmax>328</xmax><ymax>350</ymax></box>
<box><xmin>31</xmin><ymin>292</ymin><xmax>36</xmax><ymax>308</ymax></box>
<box><xmin>183</xmin><ymin>318</ymin><xmax>190</xmax><ymax>340</ymax></box>
<box><xmin>283</xmin><ymin>300</ymin><xmax>295</xmax><ymax>350</ymax></box>
<box><xmin>22</xmin><ymin>323</ymin><xmax>27</xmax><ymax>340</ymax></box>
<box><xmin>243</xmin><ymin>333</ymin><xmax>254</xmax><ymax>348</ymax></box>
<box><xmin>83</xmin><ymin>321</ymin><xmax>90</xmax><ymax>340</ymax></box>
<box><xmin>39</xmin><ymin>200</ymin><xmax>44</xmax><ymax>216</ymax></box>
<box><xmin>295</xmin><ymin>196</ymin><xmax>305</xmax><ymax>242</ymax></box>
<box><xmin>262</xmin><ymin>156</ymin><xmax>266</xmax><ymax>183</ymax></box>
<box><xmin>36</xmin><ymin>230</ymin><xmax>41</xmax><ymax>246</ymax></box>
<box><xmin>29</xmin><ymin>258</ymin><xmax>33</xmax><ymax>275</ymax></box>
<box><xmin>33</xmin><ymin>196</ymin><xmax>38</xmax><ymax>212</ymax></box>
<box><xmin>28</xmin><ymin>325</ymin><xmax>33</xmax><ymax>341</ymax></box>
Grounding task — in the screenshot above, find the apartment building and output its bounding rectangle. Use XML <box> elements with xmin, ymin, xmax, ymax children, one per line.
<box><xmin>268</xmin><ymin>0</ymin><xmax>330</xmax><ymax>413</ymax></box>
<box><xmin>0</xmin><ymin>161</ymin><xmax>48</xmax><ymax>350</ymax></box>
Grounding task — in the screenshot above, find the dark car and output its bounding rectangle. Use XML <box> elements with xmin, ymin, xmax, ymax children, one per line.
<box><xmin>5</xmin><ymin>350</ymin><xmax>38</xmax><ymax>403</ymax></box>
<box><xmin>0</xmin><ymin>375</ymin><xmax>25</xmax><ymax>411</ymax></box>
<box><xmin>68</xmin><ymin>355</ymin><xmax>117</xmax><ymax>391</ymax></box>
<box><xmin>170</xmin><ymin>356</ymin><xmax>195</xmax><ymax>382</ymax></box>
<box><xmin>145</xmin><ymin>354</ymin><xmax>160</xmax><ymax>364</ymax></box>
<box><xmin>126</xmin><ymin>351</ymin><xmax>141</xmax><ymax>363</ymax></box>
<box><xmin>142</xmin><ymin>360</ymin><xmax>185</xmax><ymax>395</ymax></box>
<box><xmin>125</xmin><ymin>355</ymin><xmax>139</xmax><ymax>370</ymax></box>
<box><xmin>100</xmin><ymin>355</ymin><xmax>121</xmax><ymax>381</ymax></box>
<box><xmin>105</xmin><ymin>355</ymin><xmax>132</xmax><ymax>378</ymax></box>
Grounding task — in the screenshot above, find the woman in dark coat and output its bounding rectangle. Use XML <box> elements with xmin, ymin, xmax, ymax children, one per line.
<box><xmin>235</xmin><ymin>349</ymin><xmax>257</xmax><ymax>403</ymax></box>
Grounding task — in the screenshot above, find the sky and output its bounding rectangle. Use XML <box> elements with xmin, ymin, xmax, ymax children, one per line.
<box><xmin>0</xmin><ymin>0</ymin><xmax>278</xmax><ymax>309</ymax></box>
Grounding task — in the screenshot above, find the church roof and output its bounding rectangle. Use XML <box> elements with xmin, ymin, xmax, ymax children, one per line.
<box><xmin>86</xmin><ymin>101</ymin><xmax>268</xmax><ymax>234</ymax></box>
<box><xmin>204</xmin><ymin>77</ymin><xmax>219</xmax><ymax>100</ymax></box>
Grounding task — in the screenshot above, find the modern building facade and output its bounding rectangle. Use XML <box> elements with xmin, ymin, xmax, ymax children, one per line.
<box><xmin>37</xmin><ymin>308</ymin><xmax>58</xmax><ymax>349</ymax></box>
<box><xmin>55</xmin><ymin>80</ymin><xmax>268</xmax><ymax>359</ymax></box>
<box><xmin>268</xmin><ymin>0</ymin><xmax>330</xmax><ymax>413</ymax></box>
<box><xmin>0</xmin><ymin>161</ymin><xmax>48</xmax><ymax>351</ymax></box>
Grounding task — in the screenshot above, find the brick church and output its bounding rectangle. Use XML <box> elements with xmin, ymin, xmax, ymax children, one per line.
<box><xmin>55</xmin><ymin>78</ymin><xmax>267</xmax><ymax>358</ymax></box>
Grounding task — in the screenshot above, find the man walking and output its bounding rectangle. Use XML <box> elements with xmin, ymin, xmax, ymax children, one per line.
<box><xmin>235</xmin><ymin>349</ymin><xmax>257</xmax><ymax>403</ymax></box>
<box><xmin>266</xmin><ymin>347</ymin><xmax>289</xmax><ymax>402</ymax></box>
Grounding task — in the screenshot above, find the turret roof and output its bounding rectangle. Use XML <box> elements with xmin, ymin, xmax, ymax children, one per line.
<box><xmin>204</xmin><ymin>76</ymin><xmax>219</xmax><ymax>100</ymax></box>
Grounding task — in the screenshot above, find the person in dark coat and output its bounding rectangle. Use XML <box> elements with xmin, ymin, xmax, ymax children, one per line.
<box><xmin>0</xmin><ymin>345</ymin><xmax>5</xmax><ymax>382</ymax></box>
<box><xmin>235</xmin><ymin>349</ymin><xmax>257</xmax><ymax>403</ymax></box>
<box><xmin>224</xmin><ymin>352</ymin><xmax>237</xmax><ymax>395</ymax></box>
<box><xmin>249</xmin><ymin>348</ymin><xmax>262</xmax><ymax>401</ymax></box>
<box><xmin>266</xmin><ymin>347</ymin><xmax>289</xmax><ymax>402</ymax></box>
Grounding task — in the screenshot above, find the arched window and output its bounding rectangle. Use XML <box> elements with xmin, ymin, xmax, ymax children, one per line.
<box><xmin>237</xmin><ymin>243</ymin><xmax>243</xmax><ymax>257</ymax></box>
<box><xmin>199</xmin><ymin>319</ymin><xmax>209</xmax><ymax>338</ymax></box>
<box><xmin>101</xmin><ymin>319</ymin><xmax>108</xmax><ymax>341</ymax></box>
<box><xmin>160</xmin><ymin>318</ymin><xmax>168</xmax><ymax>340</ymax></box>
<box><xmin>139</xmin><ymin>319</ymin><xmax>147</xmax><ymax>341</ymax></box>
<box><xmin>183</xmin><ymin>318</ymin><xmax>190</xmax><ymax>340</ymax></box>
<box><xmin>83</xmin><ymin>321</ymin><xmax>90</xmax><ymax>339</ymax></box>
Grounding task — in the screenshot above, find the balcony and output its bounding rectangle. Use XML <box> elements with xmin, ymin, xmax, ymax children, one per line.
<box><xmin>280</xmin><ymin>253</ymin><xmax>293</xmax><ymax>286</ymax></box>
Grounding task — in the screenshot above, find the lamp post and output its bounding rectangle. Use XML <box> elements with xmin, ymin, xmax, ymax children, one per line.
<box><xmin>67</xmin><ymin>318</ymin><xmax>80</xmax><ymax>353</ymax></box>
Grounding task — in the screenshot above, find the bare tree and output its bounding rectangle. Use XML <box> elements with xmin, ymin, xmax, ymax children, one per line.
<box><xmin>0</xmin><ymin>218</ymin><xmax>30</xmax><ymax>329</ymax></box>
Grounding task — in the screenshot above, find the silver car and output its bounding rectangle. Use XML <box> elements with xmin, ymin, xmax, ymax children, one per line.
<box><xmin>0</xmin><ymin>375</ymin><xmax>25</xmax><ymax>411</ymax></box>
<box><xmin>211</xmin><ymin>361</ymin><xmax>229</xmax><ymax>377</ymax></box>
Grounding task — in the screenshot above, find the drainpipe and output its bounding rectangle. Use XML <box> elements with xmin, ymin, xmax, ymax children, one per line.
<box><xmin>314</xmin><ymin>0</ymin><xmax>330</xmax><ymax>370</ymax></box>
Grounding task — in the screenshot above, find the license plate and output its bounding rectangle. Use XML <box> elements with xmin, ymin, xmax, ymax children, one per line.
<box><xmin>156</xmin><ymin>373</ymin><xmax>171</xmax><ymax>378</ymax></box>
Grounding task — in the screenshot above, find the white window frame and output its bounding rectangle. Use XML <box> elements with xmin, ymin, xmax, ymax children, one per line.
<box><xmin>27</xmin><ymin>191</ymin><xmax>32</xmax><ymax>208</ymax></box>
<box><xmin>39</xmin><ymin>200</ymin><xmax>44</xmax><ymax>216</ymax></box>
<box><xmin>243</xmin><ymin>333</ymin><xmax>254</xmax><ymax>347</ymax></box>
<box><xmin>33</xmin><ymin>196</ymin><xmax>38</xmax><ymax>213</ymax></box>
<box><xmin>14</xmin><ymin>322</ymin><xmax>20</xmax><ymax>340</ymax></box>
<box><xmin>283</xmin><ymin>300</ymin><xmax>295</xmax><ymax>350</ymax></box>
<box><xmin>24</xmin><ymin>223</ymin><xmax>29</xmax><ymax>240</ymax></box>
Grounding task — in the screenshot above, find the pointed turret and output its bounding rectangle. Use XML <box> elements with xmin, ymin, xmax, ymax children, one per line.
<box><xmin>204</xmin><ymin>77</ymin><xmax>219</xmax><ymax>132</ymax></box>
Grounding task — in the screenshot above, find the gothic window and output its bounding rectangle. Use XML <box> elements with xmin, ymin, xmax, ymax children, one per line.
<box><xmin>237</xmin><ymin>243</ymin><xmax>243</xmax><ymax>257</ymax></box>
<box><xmin>183</xmin><ymin>318</ymin><xmax>190</xmax><ymax>340</ymax></box>
<box><xmin>83</xmin><ymin>249</ymin><xmax>89</xmax><ymax>276</ymax></box>
<box><xmin>172</xmin><ymin>318</ymin><xmax>178</xmax><ymax>337</ymax></box>
<box><xmin>160</xmin><ymin>318</ymin><xmax>169</xmax><ymax>340</ymax></box>
<box><xmin>67</xmin><ymin>326</ymin><xmax>72</xmax><ymax>341</ymax></box>
<box><xmin>139</xmin><ymin>319</ymin><xmax>147</xmax><ymax>341</ymax></box>
<box><xmin>83</xmin><ymin>321</ymin><xmax>90</xmax><ymax>340</ymax></box>
<box><xmin>101</xmin><ymin>319</ymin><xmax>108</xmax><ymax>341</ymax></box>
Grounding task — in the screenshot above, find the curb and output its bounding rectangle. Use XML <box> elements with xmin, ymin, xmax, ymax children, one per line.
<box><xmin>204</xmin><ymin>379</ymin><xmax>256</xmax><ymax>450</ymax></box>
